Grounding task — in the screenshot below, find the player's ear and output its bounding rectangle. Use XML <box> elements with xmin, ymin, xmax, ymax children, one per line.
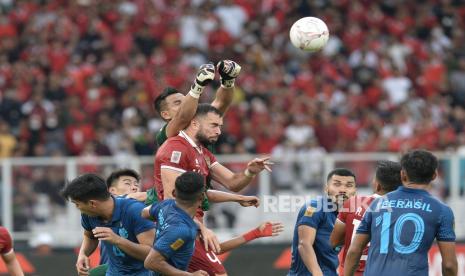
<box><xmin>89</xmin><ymin>199</ymin><xmax>97</xmax><ymax>208</ymax></box>
<box><xmin>400</xmin><ymin>169</ymin><xmax>408</xmax><ymax>183</ymax></box>
<box><xmin>160</xmin><ymin>110</ymin><xmax>170</xmax><ymax>121</ymax></box>
<box><xmin>197</xmin><ymin>193</ymin><xmax>205</xmax><ymax>207</ymax></box>
<box><xmin>172</xmin><ymin>190</ymin><xmax>177</xmax><ymax>198</ymax></box>
<box><xmin>108</xmin><ymin>187</ymin><xmax>116</xmax><ymax>194</ymax></box>
<box><xmin>191</xmin><ymin>118</ymin><xmax>200</xmax><ymax>129</ymax></box>
<box><xmin>431</xmin><ymin>169</ymin><xmax>438</xmax><ymax>182</ymax></box>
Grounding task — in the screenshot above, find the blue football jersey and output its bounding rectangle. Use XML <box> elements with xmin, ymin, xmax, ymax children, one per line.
<box><xmin>289</xmin><ymin>197</ymin><xmax>339</xmax><ymax>276</ymax></box>
<box><xmin>81</xmin><ymin>197</ymin><xmax>155</xmax><ymax>276</ymax></box>
<box><xmin>149</xmin><ymin>199</ymin><xmax>198</xmax><ymax>275</ymax></box>
<box><xmin>357</xmin><ymin>186</ymin><xmax>456</xmax><ymax>275</ymax></box>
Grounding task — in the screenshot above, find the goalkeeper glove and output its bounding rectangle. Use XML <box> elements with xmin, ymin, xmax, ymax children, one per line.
<box><xmin>189</xmin><ymin>63</ymin><xmax>215</xmax><ymax>98</ymax></box>
<box><xmin>217</xmin><ymin>60</ymin><xmax>241</xmax><ymax>88</ymax></box>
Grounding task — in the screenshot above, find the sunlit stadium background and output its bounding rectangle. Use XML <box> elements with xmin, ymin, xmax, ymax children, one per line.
<box><xmin>0</xmin><ymin>0</ymin><xmax>464</xmax><ymax>275</ymax></box>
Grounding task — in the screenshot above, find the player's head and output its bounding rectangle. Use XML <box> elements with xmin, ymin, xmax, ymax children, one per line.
<box><xmin>61</xmin><ymin>173</ymin><xmax>111</xmax><ymax>217</ymax></box>
<box><xmin>173</xmin><ymin>171</ymin><xmax>205</xmax><ymax>206</ymax></box>
<box><xmin>373</xmin><ymin>160</ymin><xmax>402</xmax><ymax>194</ymax></box>
<box><xmin>400</xmin><ymin>149</ymin><xmax>438</xmax><ymax>185</ymax></box>
<box><xmin>153</xmin><ymin>87</ymin><xmax>184</xmax><ymax>122</ymax></box>
<box><xmin>106</xmin><ymin>168</ymin><xmax>141</xmax><ymax>196</ymax></box>
<box><xmin>190</xmin><ymin>103</ymin><xmax>223</xmax><ymax>146</ymax></box>
<box><xmin>325</xmin><ymin>168</ymin><xmax>356</xmax><ymax>203</ymax></box>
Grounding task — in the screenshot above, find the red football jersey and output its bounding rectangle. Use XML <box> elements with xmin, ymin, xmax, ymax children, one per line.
<box><xmin>0</xmin><ymin>226</ymin><xmax>13</xmax><ymax>255</ymax></box>
<box><xmin>338</xmin><ymin>194</ymin><xmax>380</xmax><ymax>274</ymax></box>
<box><xmin>154</xmin><ymin>131</ymin><xmax>218</xmax><ymax>218</ymax></box>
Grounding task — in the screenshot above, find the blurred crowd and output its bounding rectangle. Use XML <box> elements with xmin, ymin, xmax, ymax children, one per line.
<box><xmin>0</xmin><ymin>0</ymin><xmax>464</xmax><ymax>234</ymax></box>
<box><xmin>0</xmin><ymin>0</ymin><xmax>464</xmax><ymax>160</ymax></box>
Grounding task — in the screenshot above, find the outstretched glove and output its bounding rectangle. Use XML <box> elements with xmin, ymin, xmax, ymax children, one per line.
<box><xmin>189</xmin><ymin>63</ymin><xmax>215</xmax><ymax>98</ymax></box>
<box><xmin>217</xmin><ymin>60</ymin><xmax>241</xmax><ymax>88</ymax></box>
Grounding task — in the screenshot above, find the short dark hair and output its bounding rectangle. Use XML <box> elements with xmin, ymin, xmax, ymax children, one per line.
<box><xmin>106</xmin><ymin>168</ymin><xmax>140</xmax><ymax>188</ymax></box>
<box><xmin>61</xmin><ymin>173</ymin><xmax>110</xmax><ymax>202</ymax></box>
<box><xmin>400</xmin><ymin>149</ymin><xmax>438</xmax><ymax>184</ymax></box>
<box><xmin>195</xmin><ymin>103</ymin><xmax>223</xmax><ymax>118</ymax></box>
<box><xmin>175</xmin><ymin>171</ymin><xmax>205</xmax><ymax>203</ymax></box>
<box><xmin>326</xmin><ymin>168</ymin><xmax>356</xmax><ymax>182</ymax></box>
<box><xmin>375</xmin><ymin>160</ymin><xmax>402</xmax><ymax>192</ymax></box>
<box><xmin>153</xmin><ymin>87</ymin><xmax>180</xmax><ymax>115</ymax></box>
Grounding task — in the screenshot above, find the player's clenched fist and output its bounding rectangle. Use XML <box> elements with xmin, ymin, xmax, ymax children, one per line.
<box><xmin>217</xmin><ymin>60</ymin><xmax>241</xmax><ymax>88</ymax></box>
<box><xmin>189</xmin><ymin>63</ymin><xmax>215</xmax><ymax>98</ymax></box>
<box><xmin>237</xmin><ymin>195</ymin><xmax>260</xmax><ymax>207</ymax></box>
<box><xmin>195</xmin><ymin>63</ymin><xmax>215</xmax><ymax>86</ymax></box>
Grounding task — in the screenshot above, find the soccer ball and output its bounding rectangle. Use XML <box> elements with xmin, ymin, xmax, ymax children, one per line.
<box><xmin>289</xmin><ymin>17</ymin><xmax>329</xmax><ymax>52</ymax></box>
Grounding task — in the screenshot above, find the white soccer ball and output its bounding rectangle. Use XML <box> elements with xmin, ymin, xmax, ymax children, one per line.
<box><xmin>289</xmin><ymin>17</ymin><xmax>329</xmax><ymax>52</ymax></box>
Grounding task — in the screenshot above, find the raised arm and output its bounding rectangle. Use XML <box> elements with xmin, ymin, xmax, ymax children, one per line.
<box><xmin>211</xmin><ymin>60</ymin><xmax>241</xmax><ymax>115</ymax></box>
<box><xmin>165</xmin><ymin>64</ymin><xmax>215</xmax><ymax>138</ymax></box>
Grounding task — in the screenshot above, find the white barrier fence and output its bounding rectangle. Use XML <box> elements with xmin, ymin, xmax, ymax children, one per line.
<box><xmin>1</xmin><ymin>152</ymin><xmax>464</xmax><ymax>247</ymax></box>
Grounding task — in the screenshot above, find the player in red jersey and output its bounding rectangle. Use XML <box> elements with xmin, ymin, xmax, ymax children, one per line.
<box><xmin>0</xmin><ymin>227</ymin><xmax>24</xmax><ymax>276</ymax></box>
<box><xmin>154</xmin><ymin>104</ymin><xmax>272</xmax><ymax>276</ymax></box>
<box><xmin>330</xmin><ymin>160</ymin><xmax>402</xmax><ymax>275</ymax></box>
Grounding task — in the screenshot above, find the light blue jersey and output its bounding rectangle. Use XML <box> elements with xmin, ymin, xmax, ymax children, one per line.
<box><xmin>357</xmin><ymin>186</ymin><xmax>455</xmax><ymax>275</ymax></box>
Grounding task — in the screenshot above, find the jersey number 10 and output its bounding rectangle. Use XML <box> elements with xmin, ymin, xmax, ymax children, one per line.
<box><xmin>379</xmin><ymin>212</ymin><xmax>425</xmax><ymax>254</ymax></box>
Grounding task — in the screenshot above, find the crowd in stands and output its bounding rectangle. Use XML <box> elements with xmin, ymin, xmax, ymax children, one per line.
<box><xmin>1</xmin><ymin>0</ymin><xmax>464</xmax><ymax>232</ymax></box>
<box><xmin>0</xmin><ymin>0</ymin><xmax>464</xmax><ymax>160</ymax></box>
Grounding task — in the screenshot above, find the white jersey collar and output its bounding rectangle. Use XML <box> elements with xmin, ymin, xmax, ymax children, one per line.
<box><xmin>179</xmin><ymin>131</ymin><xmax>202</xmax><ymax>152</ymax></box>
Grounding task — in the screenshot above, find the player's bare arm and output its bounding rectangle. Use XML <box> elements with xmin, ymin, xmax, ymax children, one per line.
<box><xmin>210</xmin><ymin>157</ymin><xmax>273</xmax><ymax>192</ymax></box>
<box><xmin>206</xmin><ymin>190</ymin><xmax>260</xmax><ymax>207</ymax></box>
<box><xmin>218</xmin><ymin>222</ymin><xmax>283</xmax><ymax>254</ymax></box>
<box><xmin>92</xmin><ymin>227</ymin><xmax>155</xmax><ymax>261</ymax></box>
<box><xmin>166</xmin><ymin>64</ymin><xmax>215</xmax><ymax>138</ymax></box>
<box><xmin>437</xmin><ymin>241</ymin><xmax>458</xmax><ymax>276</ymax></box>
<box><xmin>297</xmin><ymin>225</ymin><xmax>323</xmax><ymax>276</ymax></box>
<box><xmin>160</xmin><ymin>169</ymin><xmax>259</xmax><ymax>207</ymax></box>
<box><xmin>329</xmin><ymin>218</ymin><xmax>346</xmax><ymax>248</ymax></box>
<box><xmin>161</xmin><ymin>168</ymin><xmax>182</xmax><ymax>199</ymax></box>
<box><xmin>1</xmin><ymin>251</ymin><xmax>24</xmax><ymax>276</ymax></box>
<box><xmin>144</xmin><ymin>249</ymin><xmax>208</xmax><ymax>276</ymax></box>
<box><xmin>76</xmin><ymin>230</ymin><xmax>99</xmax><ymax>276</ymax></box>
<box><xmin>211</xmin><ymin>60</ymin><xmax>241</xmax><ymax>115</ymax></box>
<box><xmin>343</xmin><ymin>233</ymin><xmax>370</xmax><ymax>276</ymax></box>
